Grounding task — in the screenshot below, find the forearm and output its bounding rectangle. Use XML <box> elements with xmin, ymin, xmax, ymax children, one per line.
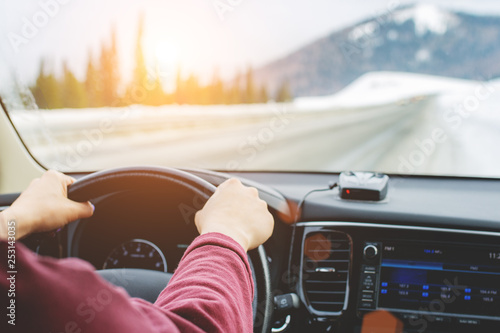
<box><xmin>0</xmin><ymin>211</ymin><xmax>5</xmax><ymax>240</ymax></box>
<box><xmin>155</xmin><ymin>233</ymin><xmax>254</xmax><ymax>332</ymax></box>
<box><xmin>0</xmin><ymin>233</ymin><xmax>254</xmax><ymax>332</ymax></box>
<box><xmin>0</xmin><ymin>208</ymin><xmax>30</xmax><ymax>241</ymax></box>
<box><xmin>0</xmin><ymin>240</ymin><xmax>175</xmax><ymax>332</ymax></box>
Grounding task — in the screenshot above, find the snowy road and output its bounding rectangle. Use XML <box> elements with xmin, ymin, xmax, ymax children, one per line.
<box><xmin>9</xmin><ymin>72</ymin><xmax>500</xmax><ymax>177</ymax></box>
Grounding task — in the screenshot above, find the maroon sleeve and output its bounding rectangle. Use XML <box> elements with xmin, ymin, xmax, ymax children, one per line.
<box><xmin>154</xmin><ymin>233</ymin><xmax>254</xmax><ymax>332</ymax></box>
<box><xmin>0</xmin><ymin>233</ymin><xmax>254</xmax><ymax>333</ymax></box>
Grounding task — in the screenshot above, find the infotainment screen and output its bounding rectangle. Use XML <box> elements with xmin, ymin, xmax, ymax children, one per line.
<box><xmin>358</xmin><ymin>241</ymin><xmax>500</xmax><ymax>326</ymax></box>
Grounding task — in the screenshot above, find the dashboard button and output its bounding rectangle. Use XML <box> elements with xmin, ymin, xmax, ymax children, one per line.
<box><xmin>360</xmin><ymin>300</ymin><xmax>375</xmax><ymax>309</ymax></box>
<box><xmin>362</xmin><ymin>283</ymin><xmax>375</xmax><ymax>291</ymax></box>
<box><xmin>433</xmin><ymin>316</ymin><xmax>452</xmax><ymax>324</ymax></box>
<box><xmin>361</xmin><ymin>274</ymin><xmax>376</xmax><ymax>289</ymax></box>
<box><xmin>361</xmin><ymin>292</ymin><xmax>374</xmax><ymax>300</ymax></box>
<box><xmin>363</xmin><ymin>245</ymin><xmax>379</xmax><ymax>259</ymax></box>
<box><xmin>457</xmin><ymin>318</ymin><xmax>480</xmax><ymax>326</ymax></box>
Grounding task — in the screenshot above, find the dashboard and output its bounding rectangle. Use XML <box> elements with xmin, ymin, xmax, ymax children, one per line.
<box><xmin>3</xmin><ymin>170</ymin><xmax>500</xmax><ymax>333</ymax></box>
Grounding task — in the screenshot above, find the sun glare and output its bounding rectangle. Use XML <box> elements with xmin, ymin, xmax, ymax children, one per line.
<box><xmin>154</xmin><ymin>41</ymin><xmax>179</xmax><ymax>68</ymax></box>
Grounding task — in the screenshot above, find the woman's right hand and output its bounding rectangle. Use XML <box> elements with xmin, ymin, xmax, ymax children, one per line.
<box><xmin>194</xmin><ymin>178</ymin><xmax>274</xmax><ymax>252</ymax></box>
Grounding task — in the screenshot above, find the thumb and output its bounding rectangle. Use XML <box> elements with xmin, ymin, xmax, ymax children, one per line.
<box><xmin>69</xmin><ymin>201</ymin><xmax>95</xmax><ymax>220</ymax></box>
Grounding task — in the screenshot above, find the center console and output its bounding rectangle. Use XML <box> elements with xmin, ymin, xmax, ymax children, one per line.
<box><xmin>296</xmin><ymin>222</ymin><xmax>500</xmax><ymax>332</ymax></box>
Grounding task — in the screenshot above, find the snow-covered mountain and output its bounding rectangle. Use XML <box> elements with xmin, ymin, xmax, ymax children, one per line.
<box><xmin>392</xmin><ymin>3</ymin><xmax>459</xmax><ymax>36</ymax></box>
<box><xmin>256</xmin><ymin>3</ymin><xmax>500</xmax><ymax>97</ymax></box>
<box><xmin>294</xmin><ymin>71</ymin><xmax>474</xmax><ymax>110</ymax></box>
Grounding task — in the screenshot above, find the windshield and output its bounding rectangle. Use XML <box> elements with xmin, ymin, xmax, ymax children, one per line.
<box><xmin>1</xmin><ymin>0</ymin><xmax>500</xmax><ymax>177</ymax></box>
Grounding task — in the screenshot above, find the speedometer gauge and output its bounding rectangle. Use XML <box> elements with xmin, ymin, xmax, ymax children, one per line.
<box><xmin>103</xmin><ymin>239</ymin><xmax>167</xmax><ymax>272</ymax></box>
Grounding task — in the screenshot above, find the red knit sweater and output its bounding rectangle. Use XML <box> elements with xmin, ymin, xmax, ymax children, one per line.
<box><xmin>0</xmin><ymin>233</ymin><xmax>253</xmax><ymax>332</ymax></box>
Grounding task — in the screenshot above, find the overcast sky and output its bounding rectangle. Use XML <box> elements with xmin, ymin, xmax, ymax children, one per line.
<box><xmin>2</xmin><ymin>0</ymin><xmax>500</xmax><ymax>91</ymax></box>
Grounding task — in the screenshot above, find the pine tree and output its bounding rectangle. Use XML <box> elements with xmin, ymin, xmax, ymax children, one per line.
<box><xmin>85</xmin><ymin>52</ymin><xmax>102</xmax><ymax>107</ymax></box>
<box><xmin>30</xmin><ymin>60</ymin><xmax>47</xmax><ymax>108</ymax></box>
<box><xmin>100</xmin><ymin>28</ymin><xmax>120</xmax><ymax>106</ymax></box>
<box><xmin>130</xmin><ymin>15</ymin><xmax>148</xmax><ymax>105</ymax></box>
<box><xmin>226</xmin><ymin>70</ymin><xmax>242</xmax><ymax>105</ymax></box>
<box><xmin>145</xmin><ymin>65</ymin><xmax>166</xmax><ymax>106</ymax></box>
<box><xmin>244</xmin><ymin>66</ymin><xmax>256</xmax><ymax>104</ymax></box>
<box><xmin>210</xmin><ymin>70</ymin><xmax>224</xmax><ymax>105</ymax></box>
<box><xmin>61</xmin><ymin>62</ymin><xmax>87</xmax><ymax>108</ymax></box>
<box><xmin>276</xmin><ymin>80</ymin><xmax>293</xmax><ymax>103</ymax></box>
<box><xmin>174</xmin><ymin>67</ymin><xmax>185</xmax><ymax>105</ymax></box>
<box><xmin>258</xmin><ymin>84</ymin><xmax>269</xmax><ymax>104</ymax></box>
<box><xmin>31</xmin><ymin>59</ymin><xmax>63</xmax><ymax>109</ymax></box>
<box><xmin>184</xmin><ymin>74</ymin><xmax>200</xmax><ymax>104</ymax></box>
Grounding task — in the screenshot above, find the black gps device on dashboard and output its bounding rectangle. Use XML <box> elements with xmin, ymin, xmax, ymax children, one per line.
<box><xmin>339</xmin><ymin>171</ymin><xmax>389</xmax><ymax>201</ymax></box>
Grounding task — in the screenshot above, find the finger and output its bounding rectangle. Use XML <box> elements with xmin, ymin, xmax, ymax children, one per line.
<box><xmin>45</xmin><ymin>169</ymin><xmax>63</xmax><ymax>180</ymax></box>
<box><xmin>258</xmin><ymin>198</ymin><xmax>269</xmax><ymax>209</ymax></box>
<box><xmin>60</xmin><ymin>173</ymin><xmax>76</xmax><ymax>187</ymax></box>
<box><xmin>45</xmin><ymin>169</ymin><xmax>74</xmax><ymax>187</ymax></box>
<box><xmin>221</xmin><ymin>178</ymin><xmax>242</xmax><ymax>189</ymax></box>
<box><xmin>194</xmin><ymin>211</ymin><xmax>203</xmax><ymax>232</ymax></box>
<box><xmin>68</xmin><ymin>201</ymin><xmax>95</xmax><ymax>220</ymax></box>
<box><xmin>248</xmin><ymin>187</ymin><xmax>260</xmax><ymax>198</ymax></box>
<box><xmin>64</xmin><ymin>175</ymin><xmax>76</xmax><ymax>186</ymax></box>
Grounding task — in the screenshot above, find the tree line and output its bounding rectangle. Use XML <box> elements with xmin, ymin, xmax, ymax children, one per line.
<box><xmin>30</xmin><ymin>22</ymin><xmax>292</xmax><ymax>109</ymax></box>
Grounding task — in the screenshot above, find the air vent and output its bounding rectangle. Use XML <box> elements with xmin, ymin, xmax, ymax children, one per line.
<box><xmin>301</xmin><ymin>231</ymin><xmax>351</xmax><ymax>314</ymax></box>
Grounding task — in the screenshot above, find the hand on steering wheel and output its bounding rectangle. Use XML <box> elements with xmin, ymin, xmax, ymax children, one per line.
<box><xmin>0</xmin><ymin>170</ymin><xmax>94</xmax><ymax>240</ymax></box>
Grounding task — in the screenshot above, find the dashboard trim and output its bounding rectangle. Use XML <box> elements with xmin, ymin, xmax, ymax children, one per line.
<box><xmin>296</xmin><ymin>222</ymin><xmax>500</xmax><ymax>237</ymax></box>
<box><xmin>378</xmin><ymin>307</ymin><xmax>500</xmax><ymax>322</ymax></box>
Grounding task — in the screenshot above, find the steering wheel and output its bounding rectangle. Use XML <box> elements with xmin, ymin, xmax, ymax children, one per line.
<box><xmin>68</xmin><ymin>166</ymin><xmax>273</xmax><ymax>333</ymax></box>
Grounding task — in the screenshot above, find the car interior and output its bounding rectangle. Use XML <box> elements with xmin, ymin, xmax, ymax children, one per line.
<box><xmin>1</xmin><ymin>1</ymin><xmax>500</xmax><ymax>332</ymax></box>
